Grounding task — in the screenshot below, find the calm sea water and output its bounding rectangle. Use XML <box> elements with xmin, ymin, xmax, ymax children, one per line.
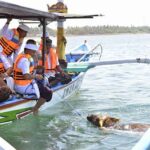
<box><xmin>1</xmin><ymin>34</ymin><xmax>150</xmax><ymax>150</ymax></box>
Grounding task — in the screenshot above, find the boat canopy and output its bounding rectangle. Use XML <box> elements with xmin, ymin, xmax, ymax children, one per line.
<box><xmin>0</xmin><ymin>1</ymin><xmax>100</xmax><ymax>21</ymax></box>
<box><xmin>0</xmin><ymin>1</ymin><xmax>58</xmax><ymax>21</ymax></box>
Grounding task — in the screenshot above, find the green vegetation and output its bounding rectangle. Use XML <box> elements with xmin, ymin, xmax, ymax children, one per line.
<box><xmin>66</xmin><ymin>26</ymin><xmax>150</xmax><ymax>35</ymax></box>
<box><xmin>28</xmin><ymin>25</ymin><xmax>150</xmax><ymax>37</ymax></box>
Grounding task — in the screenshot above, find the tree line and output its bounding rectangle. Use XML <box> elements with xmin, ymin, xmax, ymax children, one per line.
<box><xmin>28</xmin><ymin>25</ymin><xmax>150</xmax><ymax>37</ymax></box>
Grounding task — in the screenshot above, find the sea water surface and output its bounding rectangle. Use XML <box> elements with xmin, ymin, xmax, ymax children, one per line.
<box><xmin>1</xmin><ymin>34</ymin><xmax>150</xmax><ymax>150</ymax></box>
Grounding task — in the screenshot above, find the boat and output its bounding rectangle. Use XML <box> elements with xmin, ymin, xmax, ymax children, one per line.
<box><xmin>66</xmin><ymin>43</ymin><xmax>102</xmax><ymax>63</ymax></box>
<box><xmin>0</xmin><ymin>72</ymin><xmax>86</xmax><ymax>124</ymax></box>
<box><xmin>131</xmin><ymin>128</ymin><xmax>150</xmax><ymax>150</ymax></box>
<box><xmin>66</xmin><ymin>40</ymin><xmax>91</xmax><ymax>62</ymax></box>
<box><xmin>0</xmin><ymin>1</ymin><xmax>150</xmax><ymax>127</ymax></box>
<box><xmin>0</xmin><ymin>1</ymin><xmax>100</xmax><ymax>125</ymax></box>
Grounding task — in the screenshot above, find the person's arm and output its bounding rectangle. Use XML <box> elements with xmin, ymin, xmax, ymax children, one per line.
<box><xmin>0</xmin><ymin>67</ymin><xmax>13</xmax><ymax>79</ymax></box>
<box><xmin>1</xmin><ymin>18</ymin><xmax>13</xmax><ymax>38</ymax></box>
<box><xmin>0</xmin><ymin>53</ymin><xmax>13</xmax><ymax>78</ymax></box>
<box><xmin>54</xmin><ymin>54</ymin><xmax>65</xmax><ymax>74</ymax></box>
<box><xmin>5</xmin><ymin>67</ymin><xmax>13</xmax><ymax>77</ymax></box>
<box><xmin>6</xmin><ymin>18</ymin><xmax>12</xmax><ymax>24</ymax></box>
<box><xmin>13</xmin><ymin>48</ymin><xmax>21</xmax><ymax>62</ymax></box>
<box><xmin>56</xmin><ymin>65</ymin><xmax>67</xmax><ymax>76</ymax></box>
<box><xmin>23</xmin><ymin>73</ymin><xmax>43</xmax><ymax>80</ymax></box>
<box><xmin>13</xmin><ymin>37</ymin><xmax>24</xmax><ymax>62</ymax></box>
<box><xmin>56</xmin><ymin>65</ymin><xmax>63</xmax><ymax>73</ymax></box>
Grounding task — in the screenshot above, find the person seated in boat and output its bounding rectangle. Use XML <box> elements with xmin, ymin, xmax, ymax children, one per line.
<box><xmin>14</xmin><ymin>39</ymin><xmax>52</xmax><ymax>114</ymax></box>
<box><xmin>38</xmin><ymin>33</ymin><xmax>67</xmax><ymax>69</ymax></box>
<box><xmin>0</xmin><ymin>18</ymin><xmax>30</xmax><ymax>63</ymax></box>
<box><xmin>38</xmin><ymin>38</ymin><xmax>64</xmax><ymax>76</ymax></box>
<box><xmin>0</xmin><ymin>52</ymin><xmax>15</xmax><ymax>93</ymax></box>
<box><xmin>87</xmin><ymin>114</ymin><xmax>150</xmax><ymax>132</ymax></box>
<box><xmin>0</xmin><ymin>77</ymin><xmax>13</xmax><ymax>102</ymax></box>
<box><xmin>38</xmin><ymin>38</ymin><xmax>71</xmax><ymax>86</ymax></box>
<box><xmin>38</xmin><ymin>32</ymin><xmax>50</xmax><ymax>51</ymax></box>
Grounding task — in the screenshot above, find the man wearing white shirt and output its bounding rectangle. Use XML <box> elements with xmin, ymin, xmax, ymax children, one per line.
<box><xmin>14</xmin><ymin>39</ymin><xmax>52</xmax><ymax>114</ymax></box>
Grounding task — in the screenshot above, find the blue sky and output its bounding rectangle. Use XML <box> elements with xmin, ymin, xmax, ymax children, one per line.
<box><xmin>1</xmin><ymin>0</ymin><xmax>150</xmax><ymax>28</ymax></box>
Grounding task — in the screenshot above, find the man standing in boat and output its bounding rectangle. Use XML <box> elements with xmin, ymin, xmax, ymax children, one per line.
<box><xmin>14</xmin><ymin>39</ymin><xmax>52</xmax><ymax>114</ymax></box>
<box><xmin>0</xmin><ymin>18</ymin><xmax>29</xmax><ymax>64</ymax></box>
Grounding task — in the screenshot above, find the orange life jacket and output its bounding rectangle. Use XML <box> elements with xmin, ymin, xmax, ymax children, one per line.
<box><xmin>38</xmin><ymin>41</ymin><xmax>42</xmax><ymax>52</ymax></box>
<box><xmin>38</xmin><ymin>48</ymin><xmax>57</xmax><ymax>72</ymax></box>
<box><xmin>14</xmin><ymin>53</ymin><xmax>34</xmax><ymax>86</ymax></box>
<box><xmin>0</xmin><ymin>58</ymin><xmax>5</xmax><ymax>73</ymax></box>
<box><xmin>0</xmin><ymin>29</ymin><xmax>20</xmax><ymax>56</ymax></box>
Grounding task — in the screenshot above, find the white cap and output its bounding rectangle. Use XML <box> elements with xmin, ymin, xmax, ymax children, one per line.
<box><xmin>18</xmin><ymin>24</ymin><xmax>30</xmax><ymax>32</ymax></box>
<box><xmin>25</xmin><ymin>44</ymin><xmax>38</xmax><ymax>51</ymax></box>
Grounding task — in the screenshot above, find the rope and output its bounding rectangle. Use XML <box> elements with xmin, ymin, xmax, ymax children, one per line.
<box><xmin>55</xmin><ymin>91</ymin><xmax>86</xmax><ymax>119</ymax></box>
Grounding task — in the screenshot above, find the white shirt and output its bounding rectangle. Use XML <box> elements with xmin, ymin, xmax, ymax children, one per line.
<box><xmin>17</xmin><ymin>57</ymin><xmax>30</xmax><ymax>74</ymax></box>
<box><xmin>14</xmin><ymin>56</ymin><xmax>38</xmax><ymax>96</ymax></box>
<box><xmin>0</xmin><ymin>51</ymin><xmax>12</xmax><ymax>69</ymax></box>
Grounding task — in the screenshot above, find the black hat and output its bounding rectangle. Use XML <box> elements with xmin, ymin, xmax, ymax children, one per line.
<box><xmin>46</xmin><ymin>38</ymin><xmax>52</xmax><ymax>45</ymax></box>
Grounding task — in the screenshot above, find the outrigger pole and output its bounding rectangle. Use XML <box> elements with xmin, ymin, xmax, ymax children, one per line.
<box><xmin>67</xmin><ymin>58</ymin><xmax>150</xmax><ymax>72</ymax></box>
<box><xmin>87</xmin><ymin>58</ymin><xmax>150</xmax><ymax>67</ymax></box>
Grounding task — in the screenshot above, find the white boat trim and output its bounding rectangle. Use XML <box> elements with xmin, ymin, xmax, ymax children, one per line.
<box><xmin>0</xmin><ymin>137</ymin><xmax>16</xmax><ymax>150</ymax></box>
<box><xmin>132</xmin><ymin>128</ymin><xmax>150</xmax><ymax>150</ymax></box>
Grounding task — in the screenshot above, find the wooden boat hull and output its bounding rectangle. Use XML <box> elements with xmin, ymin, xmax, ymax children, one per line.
<box><xmin>0</xmin><ymin>72</ymin><xmax>85</xmax><ymax>125</ymax></box>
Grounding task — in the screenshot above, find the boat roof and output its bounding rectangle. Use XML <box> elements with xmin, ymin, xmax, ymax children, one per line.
<box><xmin>0</xmin><ymin>1</ymin><xmax>100</xmax><ymax>21</ymax></box>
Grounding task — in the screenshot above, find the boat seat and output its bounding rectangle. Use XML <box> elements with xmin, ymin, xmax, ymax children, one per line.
<box><xmin>5</xmin><ymin>77</ymin><xmax>36</xmax><ymax>100</ymax></box>
<box><xmin>15</xmin><ymin>92</ymin><xmax>38</xmax><ymax>100</ymax></box>
<box><xmin>0</xmin><ymin>93</ymin><xmax>37</xmax><ymax>106</ymax></box>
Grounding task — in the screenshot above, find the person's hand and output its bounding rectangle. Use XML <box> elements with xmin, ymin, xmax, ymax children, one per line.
<box><xmin>35</xmin><ymin>74</ymin><xmax>43</xmax><ymax>80</ymax></box>
<box><xmin>61</xmin><ymin>71</ymin><xmax>67</xmax><ymax>76</ymax></box>
<box><xmin>0</xmin><ymin>73</ymin><xmax>6</xmax><ymax>79</ymax></box>
<box><xmin>6</xmin><ymin>18</ymin><xmax>12</xmax><ymax>24</ymax></box>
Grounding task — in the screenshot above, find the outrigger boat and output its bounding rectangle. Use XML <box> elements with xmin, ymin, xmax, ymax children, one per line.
<box><xmin>0</xmin><ymin>1</ymin><xmax>100</xmax><ymax>125</ymax></box>
<box><xmin>1</xmin><ymin>1</ymin><xmax>150</xmax><ymax>127</ymax></box>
